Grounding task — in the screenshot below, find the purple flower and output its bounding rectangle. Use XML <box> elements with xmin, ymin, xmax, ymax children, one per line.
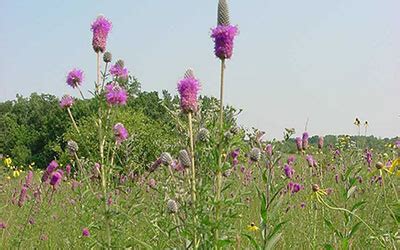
<box><xmin>91</xmin><ymin>15</ymin><xmax>112</xmax><ymax>53</ymax></box>
<box><xmin>0</xmin><ymin>221</ymin><xmax>6</xmax><ymax>229</ymax></box>
<box><xmin>284</xmin><ymin>164</ymin><xmax>294</xmax><ymax>179</ymax></box>
<box><xmin>105</xmin><ymin>83</ymin><xmax>128</xmax><ymax>106</ymax></box>
<box><xmin>287</xmin><ymin>155</ymin><xmax>296</xmax><ymax>165</ymax></box>
<box><xmin>18</xmin><ymin>186</ymin><xmax>28</xmax><ymax>207</ymax></box>
<box><xmin>60</xmin><ymin>95</ymin><xmax>74</xmax><ymax>109</ymax></box>
<box><xmin>335</xmin><ymin>174</ymin><xmax>339</xmax><ymax>183</ymax></box>
<box><xmin>306</xmin><ymin>154</ymin><xmax>316</xmax><ymax>168</ymax></box>
<box><xmin>177</xmin><ymin>72</ymin><xmax>200</xmax><ymax>113</ymax></box>
<box><xmin>295</xmin><ymin>137</ymin><xmax>302</xmax><ymax>152</ymax></box>
<box><xmin>110</xmin><ymin>63</ymin><xmax>128</xmax><ymax>79</ymax></box>
<box><xmin>148</xmin><ymin>178</ymin><xmax>156</xmax><ymax>189</ymax></box>
<box><xmin>395</xmin><ymin>140</ymin><xmax>400</xmax><ymax>149</ymax></box>
<box><xmin>24</xmin><ymin>170</ymin><xmax>33</xmax><ymax>188</ymax></box>
<box><xmin>287</xmin><ymin>182</ymin><xmax>302</xmax><ymax>194</ymax></box>
<box><xmin>113</xmin><ymin>123</ymin><xmax>129</xmax><ymax>144</ymax></box>
<box><xmin>82</xmin><ymin>228</ymin><xmax>90</xmax><ymax>237</ymax></box>
<box><xmin>364</xmin><ymin>149</ymin><xmax>372</xmax><ymax>167</ymax></box>
<box><xmin>265</xmin><ymin>144</ymin><xmax>273</xmax><ymax>156</ymax></box>
<box><xmin>66</xmin><ymin>69</ymin><xmax>84</xmax><ymax>88</ymax></box>
<box><xmin>211</xmin><ymin>25</ymin><xmax>239</xmax><ymax>60</ymax></box>
<box><xmin>318</xmin><ymin>136</ymin><xmax>324</xmax><ymax>149</ymax></box>
<box><xmin>50</xmin><ymin>172</ymin><xmax>62</xmax><ymax>187</ymax></box>
<box><xmin>300</xmin><ymin>202</ymin><xmax>306</xmax><ymax>208</ymax></box>
<box><xmin>65</xmin><ymin>164</ymin><xmax>71</xmax><ymax>176</ymax></box>
<box><xmin>231</xmin><ymin>149</ymin><xmax>240</xmax><ymax>166</ymax></box>
<box><xmin>302</xmin><ymin>132</ymin><xmax>309</xmax><ymax>150</ymax></box>
<box><xmin>42</xmin><ymin>160</ymin><xmax>59</xmax><ymax>182</ymax></box>
<box><xmin>149</xmin><ymin>158</ymin><xmax>162</xmax><ymax>173</ymax></box>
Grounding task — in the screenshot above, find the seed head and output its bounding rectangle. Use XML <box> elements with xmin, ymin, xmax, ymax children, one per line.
<box><xmin>178</xmin><ymin>150</ymin><xmax>191</xmax><ymax>167</ymax></box>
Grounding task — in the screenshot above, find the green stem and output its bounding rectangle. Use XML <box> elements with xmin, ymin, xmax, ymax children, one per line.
<box><xmin>67</xmin><ymin>108</ymin><xmax>80</xmax><ymax>134</ymax></box>
<box><xmin>188</xmin><ymin>112</ymin><xmax>198</xmax><ymax>248</ymax></box>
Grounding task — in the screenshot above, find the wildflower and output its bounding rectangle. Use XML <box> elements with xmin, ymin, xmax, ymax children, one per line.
<box><xmin>42</xmin><ymin>160</ymin><xmax>59</xmax><ymax>183</ymax></box>
<box><xmin>3</xmin><ymin>157</ymin><xmax>12</xmax><ymax>166</ymax></box>
<box><xmin>302</xmin><ymin>132</ymin><xmax>309</xmax><ymax>150</ymax></box>
<box><xmin>18</xmin><ymin>186</ymin><xmax>28</xmax><ymax>207</ymax></box>
<box><xmin>66</xmin><ymin>69</ymin><xmax>84</xmax><ymax>88</ymax></box>
<box><xmin>197</xmin><ymin>128</ymin><xmax>210</xmax><ymax>142</ymax></box>
<box><xmin>50</xmin><ymin>171</ymin><xmax>62</xmax><ymax>187</ymax></box>
<box><xmin>113</xmin><ymin>123</ymin><xmax>129</xmax><ymax>143</ymax></box>
<box><xmin>103</xmin><ymin>51</ymin><xmax>112</xmax><ymax>63</ymax></box>
<box><xmin>287</xmin><ymin>182</ymin><xmax>302</xmax><ymax>194</ymax></box>
<box><xmin>178</xmin><ymin>150</ymin><xmax>191</xmax><ymax>168</ymax></box>
<box><xmin>167</xmin><ymin>199</ymin><xmax>178</xmax><ymax>213</ymax></box>
<box><xmin>65</xmin><ymin>164</ymin><xmax>71</xmax><ymax>176</ymax></box>
<box><xmin>160</xmin><ymin>152</ymin><xmax>173</xmax><ymax>165</ymax></box>
<box><xmin>388</xmin><ymin>158</ymin><xmax>400</xmax><ymax>176</ymax></box>
<box><xmin>211</xmin><ymin>21</ymin><xmax>239</xmax><ymax>60</ymax></box>
<box><xmin>29</xmin><ymin>217</ymin><xmax>35</xmax><ymax>225</ymax></box>
<box><xmin>149</xmin><ymin>158</ymin><xmax>163</xmax><ymax>172</ymax></box>
<box><xmin>265</xmin><ymin>144</ymin><xmax>273</xmax><ymax>156</ymax></box>
<box><xmin>300</xmin><ymin>202</ymin><xmax>306</xmax><ymax>208</ymax></box>
<box><xmin>67</xmin><ymin>140</ymin><xmax>79</xmax><ymax>155</ymax></box>
<box><xmin>284</xmin><ymin>164</ymin><xmax>294</xmax><ymax>179</ymax></box>
<box><xmin>364</xmin><ymin>149</ymin><xmax>372</xmax><ymax>167</ymax></box>
<box><xmin>109</xmin><ymin>61</ymin><xmax>128</xmax><ymax>80</ymax></box>
<box><xmin>82</xmin><ymin>228</ymin><xmax>90</xmax><ymax>237</ymax></box>
<box><xmin>249</xmin><ymin>148</ymin><xmax>261</xmax><ymax>162</ymax></box>
<box><xmin>231</xmin><ymin>148</ymin><xmax>240</xmax><ymax>166</ymax></box>
<box><xmin>105</xmin><ymin>83</ymin><xmax>128</xmax><ymax>106</ymax></box>
<box><xmin>247</xmin><ymin>222</ymin><xmax>259</xmax><ymax>232</ymax></box>
<box><xmin>60</xmin><ymin>95</ymin><xmax>74</xmax><ymax>109</ymax></box>
<box><xmin>287</xmin><ymin>155</ymin><xmax>296</xmax><ymax>165</ymax></box>
<box><xmin>318</xmin><ymin>136</ymin><xmax>324</xmax><ymax>149</ymax></box>
<box><xmin>148</xmin><ymin>178</ymin><xmax>156</xmax><ymax>189</ymax></box>
<box><xmin>295</xmin><ymin>137</ymin><xmax>302</xmax><ymax>152</ymax></box>
<box><xmin>91</xmin><ymin>15</ymin><xmax>112</xmax><ymax>53</ymax></box>
<box><xmin>306</xmin><ymin>155</ymin><xmax>316</xmax><ymax>168</ymax></box>
<box><xmin>24</xmin><ymin>170</ymin><xmax>33</xmax><ymax>188</ymax></box>
<box><xmin>0</xmin><ymin>221</ymin><xmax>6</xmax><ymax>229</ymax></box>
<box><xmin>177</xmin><ymin>69</ymin><xmax>201</xmax><ymax>113</ymax></box>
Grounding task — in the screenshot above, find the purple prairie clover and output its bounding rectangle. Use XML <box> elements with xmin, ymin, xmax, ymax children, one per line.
<box><xmin>265</xmin><ymin>144</ymin><xmax>273</xmax><ymax>156</ymax></box>
<box><xmin>60</xmin><ymin>95</ymin><xmax>74</xmax><ymax>109</ymax></box>
<box><xmin>50</xmin><ymin>171</ymin><xmax>62</xmax><ymax>187</ymax></box>
<box><xmin>395</xmin><ymin>140</ymin><xmax>400</xmax><ymax>149</ymax></box>
<box><xmin>364</xmin><ymin>149</ymin><xmax>372</xmax><ymax>167</ymax></box>
<box><xmin>105</xmin><ymin>83</ymin><xmax>128</xmax><ymax>106</ymax></box>
<box><xmin>0</xmin><ymin>221</ymin><xmax>6</xmax><ymax>229</ymax></box>
<box><xmin>302</xmin><ymin>132</ymin><xmax>309</xmax><ymax>150</ymax></box>
<box><xmin>66</xmin><ymin>69</ymin><xmax>84</xmax><ymax>88</ymax></box>
<box><xmin>211</xmin><ymin>25</ymin><xmax>239</xmax><ymax>60</ymax></box>
<box><xmin>295</xmin><ymin>137</ymin><xmax>302</xmax><ymax>152</ymax></box>
<box><xmin>24</xmin><ymin>170</ymin><xmax>33</xmax><ymax>188</ymax></box>
<box><xmin>306</xmin><ymin>155</ymin><xmax>316</xmax><ymax>168</ymax></box>
<box><xmin>287</xmin><ymin>182</ymin><xmax>302</xmax><ymax>194</ymax></box>
<box><xmin>42</xmin><ymin>160</ymin><xmax>59</xmax><ymax>182</ymax></box>
<box><xmin>177</xmin><ymin>71</ymin><xmax>200</xmax><ymax>113</ymax></box>
<box><xmin>287</xmin><ymin>155</ymin><xmax>296</xmax><ymax>165</ymax></box>
<box><xmin>113</xmin><ymin>123</ymin><xmax>129</xmax><ymax>144</ymax></box>
<box><xmin>109</xmin><ymin>62</ymin><xmax>128</xmax><ymax>79</ymax></box>
<box><xmin>318</xmin><ymin>136</ymin><xmax>324</xmax><ymax>149</ymax></box>
<box><xmin>18</xmin><ymin>186</ymin><xmax>28</xmax><ymax>207</ymax></box>
<box><xmin>284</xmin><ymin>164</ymin><xmax>294</xmax><ymax>179</ymax></box>
<box><xmin>231</xmin><ymin>148</ymin><xmax>240</xmax><ymax>167</ymax></box>
<box><xmin>91</xmin><ymin>15</ymin><xmax>112</xmax><ymax>53</ymax></box>
<box><xmin>82</xmin><ymin>228</ymin><xmax>90</xmax><ymax>237</ymax></box>
<box><xmin>65</xmin><ymin>164</ymin><xmax>71</xmax><ymax>176</ymax></box>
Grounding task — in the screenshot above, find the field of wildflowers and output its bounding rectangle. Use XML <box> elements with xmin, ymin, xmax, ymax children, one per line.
<box><xmin>0</xmin><ymin>0</ymin><xmax>399</xmax><ymax>249</ymax></box>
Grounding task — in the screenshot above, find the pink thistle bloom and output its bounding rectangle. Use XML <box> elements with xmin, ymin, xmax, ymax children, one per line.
<box><xmin>113</xmin><ymin>123</ymin><xmax>129</xmax><ymax>144</ymax></box>
<box><xmin>50</xmin><ymin>172</ymin><xmax>62</xmax><ymax>187</ymax></box>
<box><xmin>60</xmin><ymin>95</ymin><xmax>74</xmax><ymax>109</ymax></box>
<box><xmin>18</xmin><ymin>186</ymin><xmax>28</xmax><ymax>207</ymax></box>
<box><xmin>105</xmin><ymin>83</ymin><xmax>128</xmax><ymax>106</ymax></box>
<box><xmin>82</xmin><ymin>228</ymin><xmax>90</xmax><ymax>237</ymax></box>
<box><xmin>66</xmin><ymin>69</ymin><xmax>84</xmax><ymax>88</ymax></box>
<box><xmin>318</xmin><ymin>136</ymin><xmax>324</xmax><ymax>149</ymax></box>
<box><xmin>211</xmin><ymin>25</ymin><xmax>239</xmax><ymax>60</ymax></box>
<box><xmin>177</xmin><ymin>73</ymin><xmax>200</xmax><ymax>113</ymax></box>
<box><xmin>109</xmin><ymin>63</ymin><xmax>128</xmax><ymax>79</ymax></box>
<box><xmin>295</xmin><ymin>137</ymin><xmax>302</xmax><ymax>152</ymax></box>
<box><xmin>302</xmin><ymin>132</ymin><xmax>309</xmax><ymax>150</ymax></box>
<box><xmin>91</xmin><ymin>15</ymin><xmax>112</xmax><ymax>53</ymax></box>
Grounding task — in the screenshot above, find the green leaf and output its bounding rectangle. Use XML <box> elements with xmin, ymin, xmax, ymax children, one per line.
<box><xmin>323</xmin><ymin>244</ymin><xmax>335</xmax><ymax>250</ymax></box>
<box><xmin>348</xmin><ymin>222</ymin><xmax>362</xmax><ymax>238</ymax></box>
<box><xmin>351</xmin><ymin>201</ymin><xmax>366</xmax><ymax>212</ymax></box>
<box><xmin>341</xmin><ymin>238</ymin><xmax>349</xmax><ymax>250</ymax></box>
<box><xmin>324</xmin><ymin>217</ymin><xmax>343</xmax><ymax>238</ymax></box>
<box><xmin>265</xmin><ymin>232</ymin><xmax>282</xmax><ymax>250</ymax></box>
<box><xmin>268</xmin><ymin>221</ymin><xmax>286</xmax><ymax>240</ymax></box>
<box><xmin>347</xmin><ymin>186</ymin><xmax>357</xmax><ymax>200</ymax></box>
<box><xmin>243</xmin><ymin>234</ymin><xmax>260</xmax><ymax>250</ymax></box>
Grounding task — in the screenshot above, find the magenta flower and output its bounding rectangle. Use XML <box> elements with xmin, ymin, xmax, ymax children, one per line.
<box><xmin>318</xmin><ymin>136</ymin><xmax>324</xmax><ymax>149</ymax></box>
<box><xmin>287</xmin><ymin>182</ymin><xmax>302</xmax><ymax>194</ymax></box>
<box><xmin>364</xmin><ymin>149</ymin><xmax>372</xmax><ymax>167</ymax></box>
<box><xmin>65</xmin><ymin>164</ymin><xmax>71</xmax><ymax>176</ymax></box>
<box><xmin>66</xmin><ymin>69</ymin><xmax>84</xmax><ymax>88</ymax></box>
<box><xmin>113</xmin><ymin>123</ymin><xmax>129</xmax><ymax>143</ymax></box>
<box><xmin>211</xmin><ymin>25</ymin><xmax>239</xmax><ymax>60</ymax></box>
<box><xmin>42</xmin><ymin>160</ymin><xmax>59</xmax><ymax>183</ymax></box>
<box><xmin>148</xmin><ymin>178</ymin><xmax>156</xmax><ymax>189</ymax></box>
<box><xmin>24</xmin><ymin>170</ymin><xmax>33</xmax><ymax>188</ymax></box>
<box><xmin>0</xmin><ymin>221</ymin><xmax>6</xmax><ymax>229</ymax></box>
<box><xmin>302</xmin><ymin>132</ymin><xmax>309</xmax><ymax>150</ymax></box>
<box><xmin>50</xmin><ymin>171</ymin><xmax>62</xmax><ymax>187</ymax></box>
<box><xmin>110</xmin><ymin>63</ymin><xmax>128</xmax><ymax>79</ymax></box>
<box><xmin>295</xmin><ymin>137</ymin><xmax>302</xmax><ymax>152</ymax></box>
<box><xmin>284</xmin><ymin>164</ymin><xmax>294</xmax><ymax>179</ymax></box>
<box><xmin>60</xmin><ymin>95</ymin><xmax>74</xmax><ymax>109</ymax></box>
<box><xmin>306</xmin><ymin>154</ymin><xmax>316</xmax><ymax>168</ymax></box>
<box><xmin>105</xmin><ymin>83</ymin><xmax>128</xmax><ymax>105</ymax></box>
<box><xmin>177</xmin><ymin>72</ymin><xmax>200</xmax><ymax>113</ymax></box>
<box><xmin>18</xmin><ymin>186</ymin><xmax>28</xmax><ymax>207</ymax></box>
<box><xmin>230</xmin><ymin>148</ymin><xmax>240</xmax><ymax>167</ymax></box>
<box><xmin>91</xmin><ymin>15</ymin><xmax>112</xmax><ymax>53</ymax></box>
<box><xmin>265</xmin><ymin>144</ymin><xmax>273</xmax><ymax>156</ymax></box>
<box><xmin>395</xmin><ymin>140</ymin><xmax>400</xmax><ymax>149</ymax></box>
<box><xmin>287</xmin><ymin>155</ymin><xmax>296</xmax><ymax>165</ymax></box>
<box><xmin>82</xmin><ymin>228</ymin><xmax>90</xmax><ymax>237</ymax></box>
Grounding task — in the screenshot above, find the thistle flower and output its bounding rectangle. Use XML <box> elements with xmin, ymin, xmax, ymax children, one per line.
<box><xmin>178</xmin><ymin>150</ymin><xmax>191</xmax><ymax>168</ymax></box>
<box><xmin>160</xmin><ymin>152</ymin><xmax>173</xmax><ymax>165</ymax></box>
<box><xmin>295</xmin><ymin>137</ymin><xmax>302</xmax><ymax>152</ymax></box>
<box><xmin>113</xmin><ymin>123</ymin><xmax>129</xmax><ymax>143</ymax></box>
<box><xmin>302</xmin><ymin>132</ymin><xmax>309</xmax><ymax>150</ymax></box>
<box><xmin>197</xmin><ymin>128</ymin><xmax>210</xmax><ymax>142</ymax></box>
<box><xmin>109</xmin><ymin>61</ymin><xmax>128</xmax><ymax>79</ymax></box>
<box><xmin>66</xmin><ymin>69</ymin><xmax>84</xmax><ymax>88</ymax></box>
<box><xmin>284</xmin><ymin>164</ymin><xmax>294</xmax><ymax>179</ymax></box>
<box><xmin>82</xmin><ymin>228</ymin><xmax>90</xmax><ymax>237</ymax></box>
<box><xmin>318</xmin><ymin>136</ymin><xmax>324</xmax><ymax>149</ymax></box>
<box><xmin>177</xmin><ymin>69</ymin><xmax>200</xmax><ymax>113</ymax></box>
<box><xmin>67</xmin><ymin>140</ymin><xmax>79</xmax><ymax>155</ymax></box>
<box><xmin>50</xmin><ymin>171</ymin><xmax>62</xmax><ymax>187</ymax></box>
<box><xmin>105</xmin><ymin>83</ymin><xmax>128</xmax><ymax>106</ymax></box>
<box><xmin>249</xmin><ymin>148</ymin><xmax>261</xmax><ymax>162</ymax></box>
<box><xmin>60</xmin><ymin>95</ymin><xmax>74</xmax><ymax>109</ymax></box>
<box><xmin>103</xmin><ymin>52</ymin><xmax>112</xmax><ymax>63</ymax></box>
<box><xmin>91</xmin><ymin>15</ymin><xmax>112</xmax><ymax>53</ymax></box>
<box><xmin>167</xmin><ymin>199</ymin><xmax>178</xmax><ymax>213</ymax></box>
<box><xmin>18</xmin><ymin>186</ymin><xmax>28</xmax><ymax>207</ymax></box>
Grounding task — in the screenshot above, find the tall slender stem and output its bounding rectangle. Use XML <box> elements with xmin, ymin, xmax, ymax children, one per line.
<box><xmin>67</xmin><ymin>108</ymin><xmax>80</xmax><ymax>134</ymax></box>
<box><xmin>188</xmin><ymin>112</ymin><xmax>198</xmax><ymax>248</ymax></box>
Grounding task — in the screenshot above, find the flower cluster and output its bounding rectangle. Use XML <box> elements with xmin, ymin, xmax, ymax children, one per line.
<box><xmin>60</xmin><ymin>95</ymin><xmax>74</xmax><ymax>109</ymax></box>
<box><xmin>177</xmin><ymin>72</ymin><xmax>200</xmax><ymax>113</ymax></box>
<box><xmin>113</xmin><ymin>123</ymin><xmax>129</xmax><ymax>144</ymax></box>
<box><xmin>66</xmin><ymin>69</ymin><xmax>84</xmax><ymax>88</ymax></box>
<box><xmin>91</xmin><ymin>15</ymin><xmax>112</xmax><ymax>53</ymax></box>
<box><xmin>110</xmin><ymin>62</ymin><xmax>128</xmax><ymax>80</ymax></box>
<box><xmin>105</xmin><ymin>83</ymin><xmax>128</xmax><ymax>106</ymax></box>
<box><xmin>211</xmin><ymin>25</ymin><xmax>239</xmax><ymax>60</ymax></box>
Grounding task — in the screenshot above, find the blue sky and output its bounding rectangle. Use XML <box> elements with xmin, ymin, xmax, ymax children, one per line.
<box><xmin>0</xmin><ymin>0</ymin><xmax>399</xmax><ymax>139</ymax></box>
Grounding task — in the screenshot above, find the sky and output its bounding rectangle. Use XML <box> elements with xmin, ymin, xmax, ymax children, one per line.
<box><xmin>0</xmin><ymin>0</ymin><xmax>399</xmax><ymax>139</ymax></box>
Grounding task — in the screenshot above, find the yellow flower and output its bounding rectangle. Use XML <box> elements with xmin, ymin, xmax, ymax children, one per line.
<box><xmin>388</xmin><ymin>158</ymin><xmax>400</xmax><ymax>177</ymax></box>
<box><xmin>6</xmin><ymin>176</ymin><xmax>11</xmax><ymax>180</ymax></box>
<box><xmin>4</xmin><ymin>157</ymin><xmax>12</xmax><ymax>166</ymax></box>
<box><xmin>28</xmin><ymin>165</ymin><xmax>33</xmax><ymax>170</ymax></box>
<box><xmin>247</xmin><ymin>223</ymin><xmax>259</xmax><ymax>232</ymax></box>
<box><xmin>13</xmin><ymin>170</ymin><xmax>20</xmax><ymax>178</ymax></box>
